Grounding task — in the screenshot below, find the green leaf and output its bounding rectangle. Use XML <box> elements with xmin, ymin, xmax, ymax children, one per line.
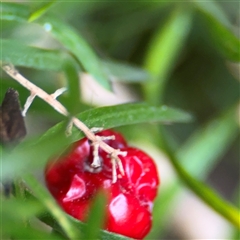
<box><xmin>177</xmin><ymin>106</ymin><xmax>239</xmax><ymax>178</ymax></box>
<box><xmin>68</xmin><ymin>217</ymin><xmax>129</xmax><ymax>240</ymax></box>
<box><xmin>28</xmin><ymin>1</ymin><xmax>56</xmax><ymax>22</ymax></box>
<box><xmin>102</xmin><ymin>60</ymin><xmax>149</xmax><ymax>82</ymax></box>
<box><xmin>143</xmin><ymin>6</ymin><xmax>193</xmax><ymax>104</ymax></box>
<box><xmin>193</xmin><ymin>1</ymin><xmax>230</xmax><ymax>27</ymax></box>
<box><xmin>148</xmin><ymin>106</ymin><xmax>239</xmax><ymax>238</ymax></box>
<box><xmin>1</xmin><ymin>2</ymin><xmax>30</xmax><ymax>22</ymax></box>
<box><xmin>80</xmin><ymin>103</ymin><xmax>191</xmax><ymax>126</ymax></box>
<box><xmin>43</xmin><ymin>103</ymin><xmax>193</xmax><ymax>145</ymax></box>
<box><xmin>63</xmin><ymin>58</ymin><xmax>81</xmax><ymax>115</ymax></box>
<box><xmin>1</xmin><ymin>39</ymin><xmax>68</xmax><ymax>71</ymax></box>
<box><xmin>37</xmin><ymin>16</ymin><xmax>111</xmax><ymax>90</ymax></box>
<box><xmin>160</xmin><ymin>107</ymin><xmax>240</xmax><ymax>229</ymax></box>
<box><xmin>83</xmin><ymin>192</ymin><xmax>107</xmax><ymax>239</ymax></box>
<box><xmin>2</xmin><ymin>197</ymin><xmax>62</xmax><ymax>239</ymax></box>
<box><xmin>194</xmin><ymin>1</ymin><xmax>240</xmax><ymax>61</ymax></box>
<box><xmin>1</xmin><ymin>103</ymin><xmax>192</xmax><ymax>181</ymax></box>
<box><xmin>232</xmin><ymin>229</ymin><xmax>240</xmax><ymax>240</ymax></box>
<box><xmin>163</xmin><ymin>134</ymin><xmax>240</xmax><ymax>229</ymax></box>
<box><xmin>1</xmin><ymin>3</ymin><xmax>111</xmax><ymax>89</ymax></box>
<box><xmin>24</xmin><ymin>175</ymin><xmax>82</xmax><ymax>239</ymax></box>
<box><xmin>98</xmin><ymin>230</ymin><xmax>129</xmax><ymax>240</ymax></box>
<box><xmin>2</xmin><ymin>197</ymin><xmax>44</xmax><ymax>219</ymax></box>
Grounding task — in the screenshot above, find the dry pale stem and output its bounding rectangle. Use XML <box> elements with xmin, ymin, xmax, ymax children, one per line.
<box><xmin>2</xmin><ymin>64</ymin><xmax>127</xmax><ymax>182</ymax></box>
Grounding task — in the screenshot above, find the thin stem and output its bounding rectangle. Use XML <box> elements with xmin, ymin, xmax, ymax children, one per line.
<box><xmin>2</xmin><ymin>64</ymin><xmax>127</xmax><ymax>182</ymax></box>
<box><xmin>2</xmin><ymin>64</ymin><xmax>68</xmax><ymax>116</ymax></box>
<box><xmin>22</xmin><ymin>92</ymin><xmax>36</xmax><ymax>117</ymax></box>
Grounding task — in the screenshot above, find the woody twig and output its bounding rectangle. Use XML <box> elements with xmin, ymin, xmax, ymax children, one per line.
<box><xmin>2</xmin><ymin>64</ymin><xmax>126</xmax><ymax>182</ymax></box>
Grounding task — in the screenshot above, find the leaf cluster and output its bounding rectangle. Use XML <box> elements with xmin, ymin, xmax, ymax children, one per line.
<box><xmin>1</xmin><ymin>1</ymin><xmax>239</xmax><ymax>239</ymax></box>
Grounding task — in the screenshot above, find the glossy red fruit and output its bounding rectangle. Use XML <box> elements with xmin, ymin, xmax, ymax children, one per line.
<box><xmin>105</xmin><ymin>182</ymin><xmax>152</xmax><ymax>239</ymax></box>
<box><xmin>45</xmin><ymin>130</ymin><xmax>159</xmax><ymax>239</ymax></box>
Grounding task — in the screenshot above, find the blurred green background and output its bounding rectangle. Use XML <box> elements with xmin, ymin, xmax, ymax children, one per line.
<box><xmin>1</xmin><ymin>1</ymin><xmax>239</xmax><ymax>239</ymax></box>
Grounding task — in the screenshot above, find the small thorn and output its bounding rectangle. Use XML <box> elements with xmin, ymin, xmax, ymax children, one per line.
<box><xmin>101</xmin><ymin>135</ymin><xmax>115</xmax><ymax>141</ymax></box>
<box><xmin>110</xmin><ymin>150</ymin><xmax>126</xmax><ymax>182</ymax></box>
<box><xmin>91</xmin><ymin>142</ymin><xmax>101</xmax><ymax>168</ymax></box>
<box><xmin>51</xmin><ymin>87</ymin><xmax>67</xmax><ymax>99</ymax></box>
<box><xmin>91</xmin><ymin>156</ymin><xmax>101</xmax><ymax>168</ymax></box>
<box><xmin>117</xmin><ymin>157</ymin><xmax>125</xmax><ymax>176</ymax></box>
<box><xmin>90</xmin><ymin>127</ymin><xmax>104</xmax><ymax>133</ymax></box>
<box><xmin>119</xmin><ymin>151</ymin><xmax>127</xmax><ymax>157</ymax></box>
<box><xmin>111</xmin><ymin>158</ymin><xmax>117</xmax><ymax>183</ymax></box>
<box><xmin>65</xmin><ymin>118</ymin><xmax>73</xmax><ymax>136</ymax></box>
<box><xmin>22</xmin><ymin>92</ymin><xmax>36</xmax><ymax>117</ymax></box>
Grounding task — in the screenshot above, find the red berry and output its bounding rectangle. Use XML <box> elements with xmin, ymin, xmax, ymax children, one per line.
<box><xmin>106</xmin><ymin>183</ymin><xmax>152</xmax><ymax>239</ymax></box>
<box><xmin>121</xmin><ymin>148</ymin><xmax>159</xmax><ymax>202</ymax></box>
<box><xmin>45</xmin><ymin>130</ymin><xmax>159</xmax><ymax>239</ymax></box>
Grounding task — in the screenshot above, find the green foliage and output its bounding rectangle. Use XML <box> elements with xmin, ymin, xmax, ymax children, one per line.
<box><xmin>28</xmin><ymin>1</ymin><xmax>57</xmax><ymax>22</ymax></box>
<box><xmin>177</xmin><ymin>106</ymin><xmax>239</xmax><ymax>178</ymax></box>
<box><xmin>1</xmin><ymin>1</ymin><xmax>239</xmax><ymax>239</ymax></box>
<box><xmin>63</xmin><ymin>58</ymin><xmax>81</xmax><ymax>115</ymax></box>
<box><xmin>164</xmin><ymin>137</ymin><xmax>240</xmax><ymax>228</ymax></box>
<box><xmin>147</xmin><ymin>106</ymin><xmax>239</xmax><ymax>238</ymax></box>
<box><xmin>194</xmin><ymin>1</ymin><xmax>240</xmax><ymax>61</ymax></box>
<box><xmin>2</xmin><ymin>103</ymin><xmax>192</xmax><ymax>181</ymax></box>
<box><xmin>38</xmin><ymin>16</ymin><xmax>111</xmax><ymax>90</ymax></box>
<box><xmin>1</xmin><ymin>39</ymin><xmax>67</xmax><ymax>71</ymax></box>
<box><xmin>144</xmin><ymin>6</ymin><xmax>193</xmax><ymax>104</ymax></box>
<box><xmin>82</xmin><ymin>192</ymin><xmax>107</xmax><ymax>239</ymax></box>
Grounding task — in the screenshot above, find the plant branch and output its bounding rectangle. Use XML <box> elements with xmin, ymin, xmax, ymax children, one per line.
<box><xmin>2</xmin><ymin>64</ymin><xmax>126</xmax><ymax>182</ymax></box>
